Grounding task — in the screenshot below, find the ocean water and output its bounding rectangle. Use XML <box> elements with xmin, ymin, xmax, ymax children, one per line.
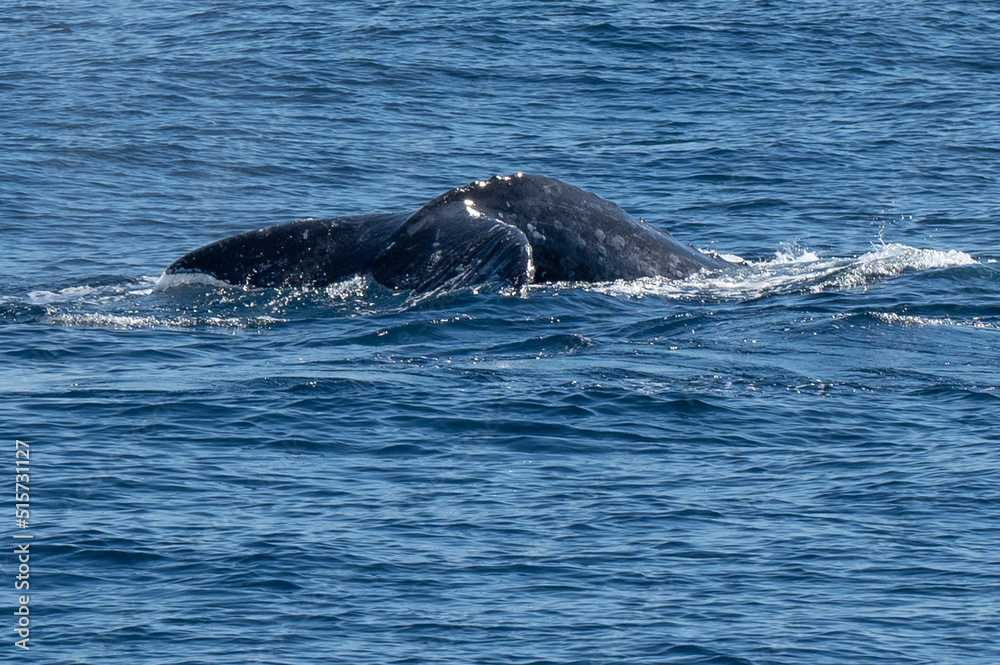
<box><xmin>2</xmin><ymin>2</ymin><xmax>999</xmax><ymax>663</ymax></box>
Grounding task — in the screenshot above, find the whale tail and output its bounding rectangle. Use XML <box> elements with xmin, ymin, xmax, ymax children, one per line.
<box><xmin>161</xmin><ymin>174</ymin><xmax>731</xmax><ymax>294</ymax></box>
<box><xmin>162</xmin><ymin>213</ymin><xmax>407</xmax><ymax>288</ymax></box>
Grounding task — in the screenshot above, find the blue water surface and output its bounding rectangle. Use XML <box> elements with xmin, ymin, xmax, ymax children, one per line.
<box><xmin>2</xmin><ymin>2</ymin><xmax>999</xmax><ymax>664</ymax></box>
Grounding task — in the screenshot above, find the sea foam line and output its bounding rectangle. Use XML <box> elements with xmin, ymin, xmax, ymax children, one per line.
<box><xmin>582</xmin><ymin>243</ymin><xmax>977</xmax><ymax>300</ymax></box>
<box><xmin>870</xmin><ymin>312</ymin><xmax>1000</xmax><ymax>330</ymax></box>
<box><xmin>40</xmin><ymin>310</ymin><xmax>288</xmax><ymax>330</ymax></box>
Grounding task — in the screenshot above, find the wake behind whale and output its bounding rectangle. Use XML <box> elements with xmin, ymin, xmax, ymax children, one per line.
<box><xmin>160</xmin><ymin>174</ymin><xmax>732</xmax><ymax>293</ymax></box>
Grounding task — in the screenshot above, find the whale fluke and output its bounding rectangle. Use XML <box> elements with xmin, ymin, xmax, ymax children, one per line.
<box><xmin>162</xmin><ymin>174</ymin><xmax>730</xmax><ymax>292</ymax></box>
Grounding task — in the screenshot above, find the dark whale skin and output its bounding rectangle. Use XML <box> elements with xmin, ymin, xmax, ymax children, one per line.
<box><xmin>162</xmin><ymin>173</ymin><xmax>730</xmax><ymax>291</ymax></box>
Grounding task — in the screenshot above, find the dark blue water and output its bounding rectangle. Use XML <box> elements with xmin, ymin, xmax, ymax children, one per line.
<box><xmin>3</xmin><ymin>2</ymin><xmax>999</xmax><ymax>663</ymax></box>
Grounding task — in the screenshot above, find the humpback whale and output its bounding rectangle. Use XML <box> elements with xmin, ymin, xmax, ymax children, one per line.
<box><xmin>161</xmin><ymin>173</ymin><xmax>731</xmax><ymax>292</ymax></box>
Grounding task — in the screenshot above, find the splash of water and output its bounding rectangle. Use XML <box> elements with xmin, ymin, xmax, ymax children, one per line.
<box><xmin>582</xmin><ymin>242</ymin><xmax>977</xmax><ymax>301</ymax></box>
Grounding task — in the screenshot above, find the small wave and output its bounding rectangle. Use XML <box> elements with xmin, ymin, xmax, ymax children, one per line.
<box><xmin>486</xmin><ymin>333</ymin><xmax>595</xmax><ymax>357</ymax></box>
<box><xmin>771</xmin><ymin>247</ymin><xmax>821</xmax><ymax>264</ymax></box>
<box><xmin>5</xmin><ymin>276</ymin><xmax>288</xmax><ymax>329</ymax></box>
<box><xmin>18</xmin><ymin>274</ymin><xmax>383</xmax><ymax>329</ymax></box>
<box><xmin>581</xmin><ymin>242</ymin><xmax>977</xmax><ymax>301</ymax></box>
<box><xmin>26</xmin><ymin>276</ymin><xmax>160</xmax><ymax>305</ymax></box>
<box><xmin>41</xmin><ymin>310</ymin><xmax>288</xmax><ymax>330</ymax></box>
<box><xmin>869</xmin><ymin>312</ymin><xmax>1000</xmax><ymax>330</ymax></box>
<box><xmin>826</xmin><ymin>243</ymin><xmax>976</xmax><ymax>290</ymax></box>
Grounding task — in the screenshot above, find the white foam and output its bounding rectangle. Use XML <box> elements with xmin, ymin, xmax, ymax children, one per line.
<box><xmin>773</xmin><ymin>249</ymin><xmax>820</xmax><ymax>264</ymax></box>
<box><xmin>41</xmin><ymin>311</ymin><xmax>287</xmax><ymax>330</ymax></box>
<box><xmin>870</xmin><ymin>312</ymin><xmax>1000</xmax><ymax>330</ymax></box>
<box><xmin>578</xmin><ymin>243</ymin><xmax>978</xmax><ymax>301</ymax></box>
<box><xmin>26</xmin><ymin>276</ymin><xmax>160</xmax><ymax>305</ymax></box>
<box><xmin>718</xmin><ymin>253</ymin><xmax>747</xmax><ymax>264</ymax></box>
<box><xmin>823</xmin><ymin>243</ymin><xmax>976</xmax><ymax>291</ymax></box>
<box><xmin>856</xmin><ymin>243</ymin><xmax>975</xmax><ymax>270</ymax></box>
<box><xmin>153</xmin><ymin>271</ymin><xmax>233</xmax><ymax>291</ymax></box>
<box><xmin>27</xmin><ymin>285</ymin><xmax>100</xmax><ymax>304</ymax></box>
